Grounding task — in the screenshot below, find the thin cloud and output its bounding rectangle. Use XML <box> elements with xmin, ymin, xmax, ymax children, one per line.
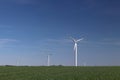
<box><xmin>85</xmin><ymin>38</ymin><xmax>120</xmax><ymax>46</ymax></box>
<box><xmin>0</xmin><ymin>39</ymin><xmax>18</xmax><ymax>47</ymax></box>
<box><xmin>36</xmin><ymin>38</ymin><xmax>72</xmax><ymax>49</ymax></box>
<box><xmin>45</xmin><ymin>38</ymin><xmax>71</xmax><ymax>43</ymax></box>
<box><xmin>103</xmin><ymin>42</ymin><xmax>120</xmax><ymax>46</ymax></box>
<box><xmin>100</xmin><ymin>38</ymin><xmax>120</xmax><ymax>46</ymax></box>
<box><xmin>38</xmin><ymin>38</ymin><xmax>85</xmax><ymax>49</ymax></box>
<box><xmin>78</xmin><ymin>38</ymin><xmax>120</xmax><ymax>47</ymax></box>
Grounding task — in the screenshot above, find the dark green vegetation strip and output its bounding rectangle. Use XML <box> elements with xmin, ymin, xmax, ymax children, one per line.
<box><xmin>0</xmin><ymin>66</ymin><xmax>120</xmax><ymax>80</ymax></box>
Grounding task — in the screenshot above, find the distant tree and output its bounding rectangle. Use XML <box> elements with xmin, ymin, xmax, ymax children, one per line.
<box><xmin>58</xmin><ymin>65</ymin><xmax>63</xmax><ymax>67</ymax></box>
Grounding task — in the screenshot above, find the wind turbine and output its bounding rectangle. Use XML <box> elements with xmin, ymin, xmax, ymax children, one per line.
<box><xmin>16</xmin><ymin>56</ymin><xmax>21</xmax><ymax>66</ymax></box>
<box><xmin>83</xmin><ymin>62</ymin><xmax>87</xmax><ymax>66</ymax></box>
<box><xmin>71</xmin><ymin>37</ymin><xmax>83</xmax><ymax>66</ymax></box>
<box><xmin>47</xmin><ymin>54</ymin><xmax>52</xmax><ymax>66</ymax></box>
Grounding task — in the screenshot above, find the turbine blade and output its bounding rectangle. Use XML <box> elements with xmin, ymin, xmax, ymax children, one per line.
<box><xmin>77</xmin><ymin>38</ymin><xmax>83</xmax><ymax>42</ymax></box>
<box><xmin>74</xmin><ymin>43</ymin><xmax>77</xmax><ymax>51</ymax></box>
<box><xmin>70</xmin><ymin>37</ymin><xmax>76</xmax><ymax>42</ymax></box>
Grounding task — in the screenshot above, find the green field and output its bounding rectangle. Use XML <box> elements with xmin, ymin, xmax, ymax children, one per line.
<box><xmin>0</xmin><ymin>66</ymin><xmax>120</xmax><ymax>80</ymax></box>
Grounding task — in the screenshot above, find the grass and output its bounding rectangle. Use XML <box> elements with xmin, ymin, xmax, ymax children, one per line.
<box><xmin>0</xmin><ymin>66</ymin><xmax>120</xmax><ymax>80</ymax></box>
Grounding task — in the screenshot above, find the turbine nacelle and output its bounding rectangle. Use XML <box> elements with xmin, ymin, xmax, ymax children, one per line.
<box><xmin>70</xmin><ymin>37</ymin><xmax>83</xmax><ymax>43</ymax></box>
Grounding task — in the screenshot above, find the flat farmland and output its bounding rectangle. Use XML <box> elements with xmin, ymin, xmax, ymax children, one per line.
<box><xmin>0</xmin><ymin>66</ymin><xmax>120</xmax><ymax>80</ymax></box>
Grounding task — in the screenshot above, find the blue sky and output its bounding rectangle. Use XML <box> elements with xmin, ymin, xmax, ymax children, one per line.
<box><xmin>0</xmin><ymin>0</ymin><xmax>120</xmax><ymax>66</ymax></box>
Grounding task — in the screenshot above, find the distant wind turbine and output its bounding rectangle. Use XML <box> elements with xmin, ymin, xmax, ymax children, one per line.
<box><xmin>71</xmin><ymin>37</ymin><xmax>83</xmax><ymax>66</ymax></box>
<box><xmin>83</xmin><ymin>62</ymin><xmax>87</xmax><ymax>66</ymax></box>
<box><xmin>47</xmin><ymin>54</ymin><xmax>52</xmax><ymax>66</ymax></box>
<box><xmin>17</xmin><ymin>57</ymin><xmax>21</xmax><ymax>66</ymax></box>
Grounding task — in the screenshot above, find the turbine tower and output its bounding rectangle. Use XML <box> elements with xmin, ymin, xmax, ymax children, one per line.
<box><xmin>17</xmin><ymin>57</ymin><xmax>21</xmax><ymax>66</ymax></box>
<box><xmin>71</xmin><ymin>37</ymin><xmax>83</xmax><ymax>66</ymax></box>
<box><xmin>47</xmin><ymin>54</ymin><xmax>52</xmax><ymax>66</ymax></box>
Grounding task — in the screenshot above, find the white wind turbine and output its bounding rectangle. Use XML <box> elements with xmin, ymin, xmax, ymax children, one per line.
<box><xmin>71</xmin><ymin>37</ymin><xmax>83</xmax><ymax>66</ymax></box>
<box><xmin>47</xmin><ymin>54</ymin><xmax>52</xmax><ymax>66</ymax></box>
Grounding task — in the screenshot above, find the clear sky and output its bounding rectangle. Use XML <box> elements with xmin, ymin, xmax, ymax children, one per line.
<box><xmin>0</xmin><ymin>0</ymin><xmax>120</xmax><ymax>66</ymax></box>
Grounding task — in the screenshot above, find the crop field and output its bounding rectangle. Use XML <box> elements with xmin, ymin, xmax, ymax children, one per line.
<box><xmin>0</xmin><ymin>66</ymin><xmax>120</xmax><ymax>80</ymax></box>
